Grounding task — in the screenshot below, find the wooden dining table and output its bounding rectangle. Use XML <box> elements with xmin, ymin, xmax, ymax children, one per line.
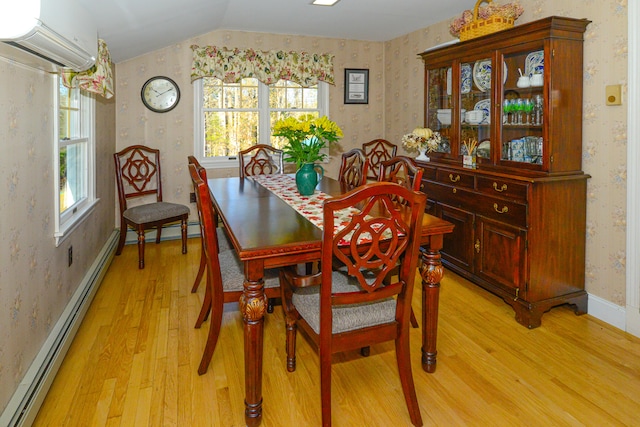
<box><xmin>207</xmin><ymin>175</ymin><xmax>454</xmax><ymax>427</ymax></box>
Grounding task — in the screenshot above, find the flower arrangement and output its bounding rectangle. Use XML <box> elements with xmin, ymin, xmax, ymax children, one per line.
<box><xmin>272</xmin><ymin>114</ymin><xmax>343</xmax><ymax>169</ymax></box>
<box><xmin>402</xmin><ymin>127</ymin><xmax>441</xmax><ymax>153</ymax></box>
<box><xmin>449</xmin><ymin>2</ymin><xmax>524</xmax><ymax>38</ymax></box>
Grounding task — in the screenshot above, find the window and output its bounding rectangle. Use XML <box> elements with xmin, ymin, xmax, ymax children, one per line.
<box><xmin>194</xmin><ymin>77</ymin><xmax>329</xmax><ymax>168</ymax></box>
<box><xmin>54</xmin><ymin>75</ymin><xmax>97</xmax><ymax>246</ymax></box>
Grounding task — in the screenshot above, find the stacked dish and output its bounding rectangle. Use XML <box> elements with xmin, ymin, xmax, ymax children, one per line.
<box><xmin>437</xmin><ymin>108</ymin><xmax>466</xmax><ymax>125</ymax></box>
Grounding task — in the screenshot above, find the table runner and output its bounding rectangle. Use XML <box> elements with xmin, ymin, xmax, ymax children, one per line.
<box><xmin>251</xmin><ymin>174</ymin><xmax>393</xmax><ymax>246</ymax></box>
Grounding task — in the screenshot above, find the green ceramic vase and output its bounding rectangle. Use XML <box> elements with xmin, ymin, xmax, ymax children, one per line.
<box><xmin>295</xmin><ymin>163</ymin><xmax>324</xmax><ymax>196</ymax></box>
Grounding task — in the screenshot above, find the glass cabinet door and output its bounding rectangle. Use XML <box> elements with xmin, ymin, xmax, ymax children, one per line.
<box><xmin>500</xmin><ymin>48</ymin><xmax>544</xmax><ymax>167</ymax></box>
<box><xmin>461</xmin><ymin>58</ymin><xmax>492</xmax><ymax>162</ymax></box>
<box><xmin>425</xmin><ymin>66</ymin><xmax>452</xmax><ymax>155</ymax></box>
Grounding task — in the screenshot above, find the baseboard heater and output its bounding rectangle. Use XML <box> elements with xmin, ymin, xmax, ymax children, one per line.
<box><xmin>0</xmin><ymin>230</ymin><xmax>119</xmax><ymax>427</ymax></box>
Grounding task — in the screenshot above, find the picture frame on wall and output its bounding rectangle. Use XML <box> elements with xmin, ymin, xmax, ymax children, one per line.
<box><xmin>344</xmin><ymin>68</ymin><xmax>369</xmax><ymax>104</ymax></box>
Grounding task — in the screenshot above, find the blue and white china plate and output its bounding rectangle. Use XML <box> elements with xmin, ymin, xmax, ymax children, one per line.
<box><xmin>474</xmin><ymin>99</ymin><xmax>491</xmax><ymax>124</ymax></box>
<box><xmin>446</xmin><ymin>64</ymin><xmax>472</xmax><ymax>95</ymax></box>
<box><xmin>473</xmin><ymin>59</ymin><xmax>508</xmax><ymax>92</ymax></box>
<box><xmin>461</xmin><ymin>64</ymin><xmax>472</xmax><ymax>94</ymax></box>
<box><xmin>477</xmin><ymin>140</ymin><xmax>491</xmax><ymax>158</ymax></box>
<box><xmin>525</xmin><ymin>50</ymin><xmax>544</xmax><ymax>77</ymax></box>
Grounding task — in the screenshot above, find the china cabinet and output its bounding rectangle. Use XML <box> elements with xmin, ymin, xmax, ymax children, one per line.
<box><xmin>417</xmin><ymin>16</ymin><xmax>591</xmax><ymax>328</ymax></box>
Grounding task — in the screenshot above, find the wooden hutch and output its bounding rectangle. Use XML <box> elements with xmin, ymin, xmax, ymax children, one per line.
<box><xmin>417</xmin><ymin>16</ymin><xmax>591</xmax><ymax>328</ymax></box>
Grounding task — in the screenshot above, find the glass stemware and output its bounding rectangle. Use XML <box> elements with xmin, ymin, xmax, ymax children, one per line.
<box><xmin>503</xmin><ymin>99</ymin><xmax>512</xmax><ymax>125</ymax></box>
<box><xmin>513</xmin><ymin>98</ymin><xmax>524</xmax><ymax>125</ymax></box>
<box><xmin>534</xmin><ymin>94</ymin><xmax>543</xmax><ymax>125</ymax></box>
<box><xmin>523</xmin><ymin>98</ymin><xmax>534</xmax><ymax>125</ymax></box>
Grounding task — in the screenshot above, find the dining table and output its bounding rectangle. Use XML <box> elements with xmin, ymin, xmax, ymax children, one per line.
<box><xmin>207</xmin><ymin>174</ymin><xmax>454</xmax><ymax>427</ymax></box>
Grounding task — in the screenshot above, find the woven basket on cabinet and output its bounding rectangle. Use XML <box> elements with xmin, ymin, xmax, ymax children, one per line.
<box><xmin>459</xmin><ymin>0</ymin><xmax>515</xmax><ymax>41</ymax></box>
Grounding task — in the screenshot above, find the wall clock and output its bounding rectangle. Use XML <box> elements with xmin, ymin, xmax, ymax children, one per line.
<box><xmin>141</xmin><ymin>76</ymin><xmax>180</xmax><ymax>113</ymax></box>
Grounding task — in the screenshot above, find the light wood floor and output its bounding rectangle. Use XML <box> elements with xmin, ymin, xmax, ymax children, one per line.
<box><xmin>34</xmin><ymin>238</ymin><xmax>640</xmax><ymax>426</ymax></box>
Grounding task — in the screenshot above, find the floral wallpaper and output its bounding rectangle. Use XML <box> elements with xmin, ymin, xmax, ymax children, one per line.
<box><xmin>0</xmin><ymin>0</ymin><xmax>630</xmax><ymax>417</ymax></box>
<box><xmin>0</xmin><ymin>61</ymin><xmax>116</xmax><ymax>413</ymax></box>
<box><xmin>385</xmin><ymin>0</ymin><xmax>628</xmax><ymax>307</ymax></box>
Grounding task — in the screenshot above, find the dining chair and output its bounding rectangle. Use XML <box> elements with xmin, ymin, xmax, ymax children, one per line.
<box><xmin>188</xmin><ymin>163</ymin><xmax>281</xmax><ymax>375</ymax></box>
<box><xmin>378</xmin><ymin>155</ymin><xmax>424</xmax><ymax>329</ymax></box>
<box><xmin>187</xmin><ymin>156</ymin><xmax>232</xmax><ymax>293</ymax></box>
<box><xmin>239</xmin><ymin>144</ymin><xmax>284</xmax><ymax>178</ymax></box>
<box><xmin>279</xmin><ymin>181</ymin><xmax>427</xmax><ymax>427</ymax></box>
<box><xmin>337</xmin><ymin>148</ymin><xmax>369</xmax><ymax>192</ymax></box>
<box><xmin>114</xmin><ymin>145</ymin><xmax>189</xmax><ymax>269</ymax></box>
<box><xmin>378</xmin><ymin>155</ymin><xmax>424</xmax><ymax>196</ymax></box>
<box><xmin>362</xmin><ymin>138</ymin><xmax>398</xmax><ymax>181</ymax></box>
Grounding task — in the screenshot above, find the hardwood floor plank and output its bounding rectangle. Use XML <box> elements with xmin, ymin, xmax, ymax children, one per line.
<box><xmin>32</xmin><ymin>238</ymin><xmax>640</xmax><ymax>426</ymax></box>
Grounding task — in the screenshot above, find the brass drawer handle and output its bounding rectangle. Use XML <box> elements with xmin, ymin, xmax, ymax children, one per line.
<box><xmin>475</xmin><ymin>239</ymin><xmax>480</xmax><ymax>253</ymax></box>
<box><xmin>452</xmin><ymin>188</ymin><xmax>457</xmax><ymax>194</ymax></box>
<box><xmin>493</xmin><ymin>182</ymin><xmax>507</xmax><ymax>192</ymax></box>
<box><xmin>449</xmin><ymin>174</ymin><xmax>460</xmax><ymax>183</ymax></box>
<box><xmin>493</xmin><ymin>203</ymin><xmax>509</xmax><ymax>214</ymax></box>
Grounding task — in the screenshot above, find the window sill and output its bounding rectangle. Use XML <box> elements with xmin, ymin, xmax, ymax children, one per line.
<box><xmin>54</xmin><ymin>199</ymin><xmax>100</xmax><ymax>247</ymax></box>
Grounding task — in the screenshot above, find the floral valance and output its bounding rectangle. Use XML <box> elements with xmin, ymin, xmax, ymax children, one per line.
<box><xmin>61</xmin><ymin>39</ymin><xmax>114</xmax><ymax>99</ymax></box>
<box><xmin>190</xmin><ymin>45</ymin><xmax>335</xmax><ymax>87</ymax></box>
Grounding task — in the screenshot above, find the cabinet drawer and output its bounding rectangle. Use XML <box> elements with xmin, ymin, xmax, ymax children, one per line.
<box><xmin>476</xmin><ymin>176</ymin><xmax>529</xmax><ymax>202</ymax></box>
<box><xmin>474</xmin><ymin>195</ymin><xmax>527</xmax><ymax>228</ymax></box>
<box><xmin>424</xmin><ymin>181</ymin><xmax>527</xmax><ymax>228</ymax></box>
<box><xmin>420</xmin><ymin>165</ymin><xmax>437</xmax><ymax>180</ymax></box>
<box><xmin>435</xmin><ymin>168</ymin><xmax>475</xmax><ymax>189</ymax></box>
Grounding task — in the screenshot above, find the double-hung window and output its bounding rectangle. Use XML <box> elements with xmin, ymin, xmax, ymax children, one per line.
<box><xmin>54</xmin><ymin>75</ymin><xmax>97</xmax><ymax>246</ymax></box>
<box><xmin>194</xmin><ymin>77</ymin><xmax>329</xmax><ymax>168</ymax></box>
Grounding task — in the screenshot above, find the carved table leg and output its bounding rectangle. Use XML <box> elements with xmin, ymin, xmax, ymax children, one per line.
<box><xmin>420</xmin><ymin>237</ymin><xmax>445</xmax><ymax>373</ymax></box>
<box><xmin>239</xmin><ymin>262</ymin><xmax>268</xmax><ymax>427</ymax></box>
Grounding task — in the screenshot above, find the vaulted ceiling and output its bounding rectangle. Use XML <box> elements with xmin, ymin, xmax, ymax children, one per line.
<box><xmin>79</xmin><ymin>0</ymin><xmax>469</xmax><ymax>63</ymax></box>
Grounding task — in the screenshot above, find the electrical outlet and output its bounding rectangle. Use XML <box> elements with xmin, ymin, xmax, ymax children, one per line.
<box><xmin>190</xmin><ymin>192</ymin><xmax>196</xmax><ymax>203</ymax></box>
<box><xmin>68</xmin><ymin>246</ymin><xmax>73</xmax><ymax>266</ymax></box>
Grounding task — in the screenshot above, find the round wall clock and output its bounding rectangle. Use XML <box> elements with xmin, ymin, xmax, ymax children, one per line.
<box><xmin>141</xmin><ymin>76</ymin><xmax>180</xmax><ymax>113</ymax></box>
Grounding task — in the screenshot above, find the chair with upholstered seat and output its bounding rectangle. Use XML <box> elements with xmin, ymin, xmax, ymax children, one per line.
<box><xmin>279</xmin><ymin>181</ymin><xmax>426</xmax><ymax>427</ymax></box>
<box><xmin>239</xmin><ymin>144</ymin><xmax>284</xmax><ymax>178</ymax></box>
<box><xmin>378</xmin><ymin>155</ymin><xmax>424</xmax><ymax>194</ymax></box>
<box><xmin>337</xmin><ymin>148</ymin><xmax>369</xmax><ymax>192</ymax></box>
<box><xmin>114</xmin><ymin>145</ymin><xmax>189</xmax><ymax>269</ymax></box>
<box><xmin>188</xmin><ymin>163</ymin><xmax>281</xmax><ymax>375</ymax></box>
<box><xmin>187</xmin><ymin>156</ymin><xmax>232</xmax><ymax>293</ymax></box>
<box><xmin>378</xmin><ymin>155</ymin><xmax>424</xmax><ymax>329</ymax></box>
<box><xmin>362</xmin><ymin>138</ymin><xmax>398</xmax><ymax>181</ymax></box>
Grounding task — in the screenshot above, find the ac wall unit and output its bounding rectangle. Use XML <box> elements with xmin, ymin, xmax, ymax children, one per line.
<box><xmin>0</xmin><ymin>0</ymin><xmax>98</xmax><ymax>72</ymax></box>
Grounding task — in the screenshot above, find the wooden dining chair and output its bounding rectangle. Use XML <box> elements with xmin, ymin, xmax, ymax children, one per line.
<box><xmin>114</xmin><ymin>145</ymin><xmax>189</xmax><ymax>269</ymax></box>
<box><xmin>362</xmin><ymin>138</ymin><xmax>398</xmax><ymax>180</ymax></box>
<box><xmin>187</xmin><ymin>156</ymin><xmax>232</xmax><ymax>293</ymax></box>
<box><xmin>279</xmin><ymin>182</ymin><xmax>427</xmax><ymax>427</ymax></box>
<box><xmin>188</xmin><ymin>162</ymin><xmax>281</xmax><ymax>375</ymax></box>
<box><xmin>337</xmin><ymin>148</ymin><xmax>369</xmax><ymax>192</ymax></box>
<box><xmin>239</xmin><ymin>144</ymin><xmax>284</xmax><ymax>178</ymax></box>
<box><xmin>378</xmin><ymin>155</ymin><xmax>424</xmax><ymax>196</ymax></box>
<box><xmin>378</xmin><ymin>155</ymin><xmax>424</xmax><ymax>329</ymax></box>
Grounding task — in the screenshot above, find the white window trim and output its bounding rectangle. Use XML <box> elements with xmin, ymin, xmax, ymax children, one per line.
<box><xmin>193</xmin><ymin>79</ymin><xmax>330</xmax><ymax>169</ymax></box>
<box><xmin>53</xmin><ymin>75</ymin><xmax>99</xmax><ymax>247</ymax></box>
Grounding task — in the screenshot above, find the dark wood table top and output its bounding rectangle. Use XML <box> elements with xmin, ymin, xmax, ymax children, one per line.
<box><xmin>207</xmin><ymin>175</ymin><xmax>454</xmax><ymax>263</ymax></box>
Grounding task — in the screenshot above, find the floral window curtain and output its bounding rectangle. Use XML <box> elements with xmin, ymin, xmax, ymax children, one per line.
<box><xmin>61</xmin><ymin>38</ymin><xmax>114</xmax><ymax>99</ymax></box>
<box><xmin>190</xmin><ymin>45</ymin><xmax>335</xmax><ymax>87</ymax></box>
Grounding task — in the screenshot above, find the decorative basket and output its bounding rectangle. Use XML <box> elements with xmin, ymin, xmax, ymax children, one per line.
<box><xmin>459</xmin><ymin>0</ymin><xmax>515</xmax><ymax>41</ymax></box>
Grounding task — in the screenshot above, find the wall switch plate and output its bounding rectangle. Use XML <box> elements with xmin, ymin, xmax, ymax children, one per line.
<box><xmin>190</xmin><ymin>192</ymin><xmax>196</xmax><ymax>203</ymax></box>
<box><xmin>606</xmin><ymin>84</ymin><xmax>622</xmax><ymax>105</ymax></box>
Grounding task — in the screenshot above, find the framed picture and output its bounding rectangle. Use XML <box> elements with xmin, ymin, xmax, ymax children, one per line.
<box><xmin>344</xmin><ymin>68</ymin><xmax>369</xmax><ymax>104</ymax></box>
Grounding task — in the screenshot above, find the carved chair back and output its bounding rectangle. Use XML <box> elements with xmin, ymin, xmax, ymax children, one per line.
<box><xmin>362</xmin><ymin>138</ymin><xmax>398</xmax><ymax>180</ymax></box>
<box><xmin>239</xmin><ymin>144</ymin><xmax>284</xmax><ymax>178</ymax></box>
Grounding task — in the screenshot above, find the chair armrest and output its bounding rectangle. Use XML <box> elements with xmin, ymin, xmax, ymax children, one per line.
<box><xmin>281</xmin><ymin>265</ymin><xmax>322</xmax><ymax>288</ymax></box>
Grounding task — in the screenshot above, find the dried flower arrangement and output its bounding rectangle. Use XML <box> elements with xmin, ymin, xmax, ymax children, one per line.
<box><xmin>449</xmin><ymin>1</ymin><xmax>524</xmax><ymax>39</ymax></box>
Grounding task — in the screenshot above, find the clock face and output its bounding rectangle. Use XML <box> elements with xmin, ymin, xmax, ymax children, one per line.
<box><xmin>141</xmin><ymin>76</ymin><xmax>180</xmax><ymax>113</ymax></box>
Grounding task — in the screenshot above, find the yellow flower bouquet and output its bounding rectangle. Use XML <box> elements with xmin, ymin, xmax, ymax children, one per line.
<box><xmin>272</xmin><ymin>114</ymin><xmax>343</xmax><ymax>169</ymax></box>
